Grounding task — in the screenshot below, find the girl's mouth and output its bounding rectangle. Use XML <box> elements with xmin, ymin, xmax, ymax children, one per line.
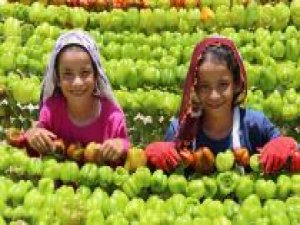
<box><xmin>207</xmin><ymin>103</ymin><xmax>223</xmax><ymax>109</ymax></box>
<box><xmin>70</xmin><ymin>90</ymin><xmax>86</xmax><ymax>96</ymax></box>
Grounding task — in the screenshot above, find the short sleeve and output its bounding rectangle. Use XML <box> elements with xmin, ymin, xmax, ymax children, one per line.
<box><xmin>262</xmin><ymin>115</ymin><xmax>281</xmax><ymax>142</ymax></box>
<box><xmin>244</xmin><ymin>109</ymin><xmax>281</xmax><ymax>153</ymax></box>
<box><xmin>37</xmin><ymin>104</ymin><xmax>51</xmax><ymax>129</ymax></box>
<box><xmin>164</xmin><ymin>117</ymin><xmax>179</xmax><ymax>141</ymax></box>
<box><xmin>110</xmin><ymin>111</ymin><xmax>130</xmax><ymax>153</ymax></box>
<box><xmin>117</xmin><ymin>120</ymin><xmax>130</xmax><ymax>152</ymax></box>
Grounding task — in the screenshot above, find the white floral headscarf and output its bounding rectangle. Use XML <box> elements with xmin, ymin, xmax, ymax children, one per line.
<box><xmin>41</xmin><ymin>30</ymin><xmax>118</xmax><ymax>107</ymax></box>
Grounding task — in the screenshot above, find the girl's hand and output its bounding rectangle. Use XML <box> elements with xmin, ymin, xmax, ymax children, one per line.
<box><xmin>25</xmin><ymin>128</ymin><xmax>57</xmax><ymax>154</ymax></box>
<box><xmin>101</xmin><ymin>139</ymin><xmax>123</xmax><ymax>161</ymax></box>
<box><xmin>144</xmin><ymin>142</ymin><xmax>180</xmax><ymax>172</ymax></box>
<box><xmin>260</xmin><ymin>136</ymin><xmax>297</xmax><ymax>174</ymax></box>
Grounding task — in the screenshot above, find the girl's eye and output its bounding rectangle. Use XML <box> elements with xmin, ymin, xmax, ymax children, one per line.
<box><xmin>219</xmin><ymin>82</ymin><xmax>229</xmax><ymax>88</ymax></box>
<box><xmin>81</xmin><ymin>70</ymin><xmax>91</xmax><ymax>77</ymax></box>
<box><xmin>63</xmin><ymin>72</ymin><xmax>73</xmax><ymax>79</ymax></box>
<box><xmin>198</xmin><ymin>84</ymin><xmax>210</xmax><ymax>91</ymax></box>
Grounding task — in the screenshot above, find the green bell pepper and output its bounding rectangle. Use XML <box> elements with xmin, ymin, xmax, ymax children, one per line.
<box><xmin>217</xmin><ymin>171</ymin><xmax>239</xmax><ymax>197</ymax></box>
<box><xmin>122</xmin><ymin>176</ymin><xmax>142</xmax><ymax>198</ymax></box>
<box><xmin>203</xmin><ymin>199</ymin><xmax>224</xmax><ymax>219</ymax></box>
<box><xmin>240</xmin><ymin>194</ymin><xmax>262</xmax><ymax>221</ymax></box>
<box><xmin>286</xmin><ymin>38</ymin><xmax>299</xmax><ymax>62</ymax></box>
<box><xmin>166</xmin><ymin>194</ymin><xmax>187</xmax><ymax>216</ymax></box>
<box><xmin>277</xmin><ymin>174</ymin><xmax>291</xmax><ymax>199</ymax></box>
<box><xmin>150</xmin><ymin>169</ymin><xmax>168</xmax><ymax>193</ymax></box>
<box><xmin>23</xmin><ymin>189</ymin><xmax>45</xmax><ymax>211</ymax></box>
<box><xmin>0</xmin><ymin>216</ymin><xmax>5</xmax><ymax>225</ymax></box>
<box><xmin>212</xmin><ymin>216</ymin><xmax>231</xmax><ymax>225</ymax></box>
<box><xmin>133</xmin><ymin>167</ymin><xmax>151</xmax><ymax>188</ymax></box>
<box><xmin>86</xmin><ymin>210</ymin><xmax>105</xmax><ymax>225</ymax></box>
<box><xmin>9</xmin><ymin>180</ymin><xmax>33</xmax><ymax>206</ymax></box>
<box><xmin>108</xmin><ymin>190</ymin><xmax>129</xmax><ymax>215</ymax></box>
<box><xmin>139</xmin><ymin>209</ymin><xmax>161</xmax><ymax>225</ymax></box>
<box><xmin>185</xmin><ymin>197</ymin><xmax>200</xmax><ymax>216</ymax></box>
<box><xmin>291</xmin><ymin>174</ymin><xmax>300</xmax><ymax>195</ymax></box>
<box><xmin>254</xmin><ymin>217</ymin><xmax>270</xmax><ymax>225</ymax></box>
<box><xmin>270</xmin><ymin>211</ymin><xmax>290</xmax><ymax>225</ymax></box>
<box><xmin>186</xmin><ymin>179</ymin><xmax>205</xmax><ymax>199</ymax></box>
<box><xmin>97</xmin><ymin>166</ymin><xmax>113</xmax><ymax>189</ymax></box>
<box><xmin>59</xmin><ymin>161</ymin><xmax>80</xmax><ymax>183</ymax></box>
<box><xmin>259</xmin><ymin>66</ymin><xmax>277</xmax><ymax>92</ymax></box>
<box><xmin>26</xmin><ymin>158</ymin><xmax>43</xmax><ymax>176</ymax></box>
<box><xmin>203</xmin><ymin>176</ymin><xmax>218</xmax><ymax>198</ymax></box>
<box><xmin>223</xmin><ymin>199</ymin><xmax>240</xmax><ymax>220</ymax></box>
<box><xmin>55</xmin><ymin>185</ymin><xmax>75</xmax><ymax>201</ymax></box>
<box><xmin>191</xmin><ymin>203</ymin><xmax>207</xmax><ymax>218</ymax></box>
<box><xmin>271</xmin><ymin>41</ymin><xmax>285</xmax><ymax>59</ymax></box>
<box><xmin>249</xmin><ymin>154</ymin><xmax>260</xmax><ymax>172</ymax></box>
<box><xmin>262</xmin><ymin>199</ymin><xmax>286</xmax><ymax>218</ymax></box>
<box><xmin>174</xmin><ymin>214</ymin><xmax>192</xmax><ymax>225</ymax></box>
<box><xmin>38</xmin><ymin>178</ymin><xmax>54</xmax><ymax>195</ymax></box>
<box><xmin>79</xmin><ymin>163</ymin><xmax>98</xmax><ymax>187</ymax></box>
<box><xmin>232</xmin><ymin>213</ymin><xmax>248</xmax><ymax>225</ymax></box>
<box><xmin>245</xmin><ymin>2</ymin><xmax>259</xmax><ymax>27</ymax></box>
<box><xmin>105</xmin><ymin>212</ymin><xmax>129</xmax><ymax>225</ymax></box>
<box><xmin>87</xmin><ymin>188</ymin><xmax>109</xmax><ymax>216</ymax></box>
<box><xmin>113</xmin><ymin>166</ymin><xmax>129</xmax><ymax>187</ymax></box>
<box><xmin>255</xmin><ymin>179</ymin><xmax>276</xmax><ymax>200</ymax></box>
<box><xmin>286</xmin><ymin>196</ymin><xmax>300</xmax><ymax>223</ymax></box>
<box><xmin>146</xmin><ymin>195</ymin><xmax>165</xmax><ymax>212</ymax></box>
<box><xmin>193</xmin><ymin>217</ymin><xmax>212</xmax><ymax>225</ymax></box>
<box><xmin>124</xmin><ymin>198</ymin><xmax>145</xmax><ymax>221</ymax></box>
<box><xmin>216</xmin><ymin>150</ymin><xmax>234</xmax><ymax>172</ymax></box>
<box><xmin>168</xmin><ymin>174</ymin><xmax>187</xmax><ymax>194</ymax></box>
<box><xmin>235</xmin><ymin>176</ymin><xmax>254</xmax><ymax>201</ymax></box>
<box><xmin>75</xmin><ymin>185</ymin><xmax>91</xmax><ymax>200</ymax></box>
<box><xmin>42</xmin><ymin>160</ymin><xmax>61</xmax><ymax>180</ymax></box>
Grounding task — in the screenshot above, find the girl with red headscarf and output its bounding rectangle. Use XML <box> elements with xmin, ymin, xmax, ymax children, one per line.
<box><xmin>145</xmin><ymin>36</ymin><xmax>300</xmax><ymax>174</ymax></box>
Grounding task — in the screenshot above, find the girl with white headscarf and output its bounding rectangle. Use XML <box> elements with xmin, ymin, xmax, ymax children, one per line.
<box><xmin>25</xmin><ymin>30</ymin><xmax>130</xmax><ymax>163</ymax></box>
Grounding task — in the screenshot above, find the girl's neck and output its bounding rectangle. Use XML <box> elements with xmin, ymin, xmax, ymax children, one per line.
<box><xmin>67</xmin><ymin>97</ymin><xmax>100</xmax><ymax>126</ymax></box>
<box><xmin>202</xmin><ymin>108</ymin><xmax>234</xmax><ymax>140</ymax></box>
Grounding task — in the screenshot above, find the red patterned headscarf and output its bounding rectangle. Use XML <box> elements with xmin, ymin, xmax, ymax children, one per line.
<box><xmin>176</xmin><ymin>36</ymin><xmax>247</xmax><ymax>149</ymax></box>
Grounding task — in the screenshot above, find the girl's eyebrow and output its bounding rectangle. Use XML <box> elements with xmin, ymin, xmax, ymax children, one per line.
<box><xmin>61</xmin><ymin>68</ymin><xmax>72</xmax><ymax>71</ymax></box>
<box><xmin>81</xmin><ymin>65</ymin><xmax>93</xmax><ymax>69</ymax></box>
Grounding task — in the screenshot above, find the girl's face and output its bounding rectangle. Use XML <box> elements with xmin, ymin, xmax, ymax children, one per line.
<box><xmin>196</xmin><ymin>53</ymin><xmax>237</xmax><ymax>115</ymax></box>
<box><xmin>57</xmin><ymin>47</ymin><xmax>96</xmax><ymax>103</ymax></box>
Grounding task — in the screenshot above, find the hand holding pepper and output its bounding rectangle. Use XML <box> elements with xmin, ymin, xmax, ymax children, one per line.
<box><xmin>260</xmin><ymin>136</ymin><xmax>297</xmax><ymax>174</ymax></box>
<box><xmin>101</xmin><ymin>138</ymin><xmax>124</xmax><ymax>162</ymax></box>
<box><xmin>144</xmin><ymin>142</ymin><xmax>180</xmax><ymax>172</ymax></box>
<box><xmin>25</xmin><ymin>127</ymin><xmax>57</xmax><ymax>154</ymax></box>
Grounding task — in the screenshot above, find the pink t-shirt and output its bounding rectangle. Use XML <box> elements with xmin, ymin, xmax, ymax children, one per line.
<box><xmin>38</xmin><ymin>95</ymin><xmax>130</xmax><ymax>152</ymax></box>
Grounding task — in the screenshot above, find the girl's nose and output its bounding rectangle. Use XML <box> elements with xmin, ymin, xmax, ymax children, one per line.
<box><xmin>209</xmin><ymin>89</ymin><xmax>221</xmax><ymax>100</ymax></box>
<box><xmin>72</xmin><ymin>75</ymin><xmax>84</xmax><ymax>85</ymax></box>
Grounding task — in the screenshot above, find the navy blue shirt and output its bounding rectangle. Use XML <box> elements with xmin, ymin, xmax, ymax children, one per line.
<box><xmin>164</xmin><ymin>108</ymin><xmax>280</xmax><ymax>155</ymax></box>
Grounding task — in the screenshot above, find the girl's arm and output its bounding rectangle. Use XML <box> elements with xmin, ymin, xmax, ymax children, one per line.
<box><xmin>258</xmin><ymin>112</ymin><xmax>299</xmax><ymax>174</ymax></box>
<box><xmin>25</xmin><ymin>102</ymin><xmax>57</xmax><ymax>154</ymax></box>
<box><xmin>101</xmin><ymin>112</ymin><xmax>130</xmax><ymax>162</ymax></box>
<box><xmin>113</xmin><ymin>114</ymin><xmax>130</xmax><ymax>152</ymax></box>
<box><xmin>25</xmin><ymin>128</ymin><xmax>57</xmax><ymax>154</ymax></box>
